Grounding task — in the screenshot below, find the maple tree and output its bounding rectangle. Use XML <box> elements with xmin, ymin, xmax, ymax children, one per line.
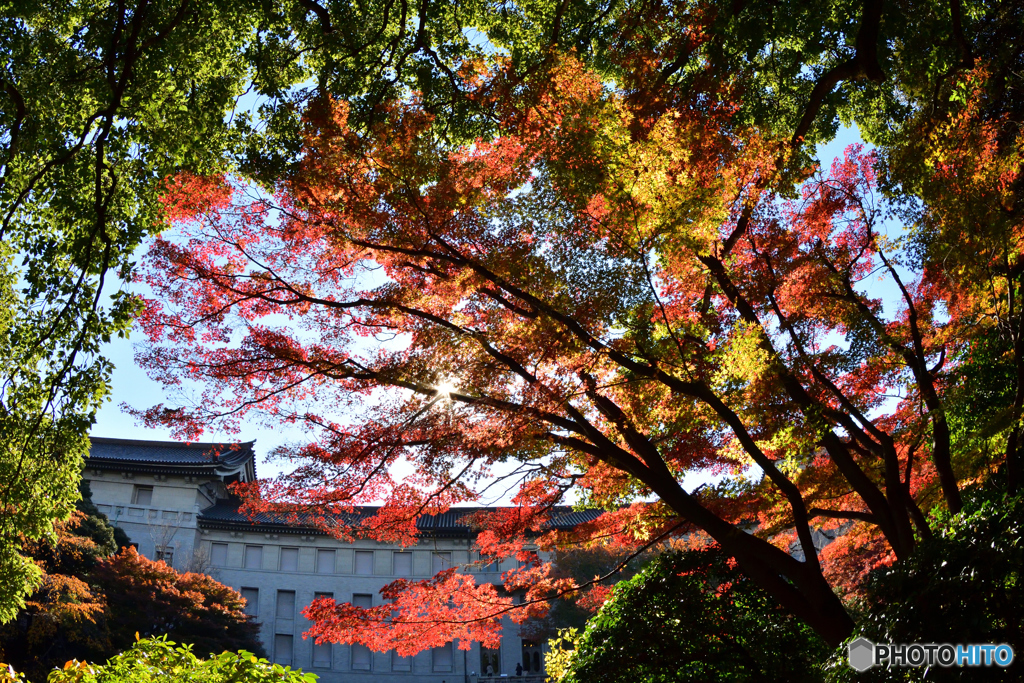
<box><xmin>0</xmin><ymin>486</ymin><xmax>260</xmax><ymax>681</ymax></box>
<box><xmin>5</xmin><ymin>0</ymin><xmax>1016</xmax><ymax>646</ymax></box>
<box><xmin>0</xmin><ymin>0</ymin><xmax>576</xmax><ymax>619</ymax></box>
<box><xmin>131</xmin><ymin>0</ymin><xmax>1024</xmax><ymax>653</ymax></box>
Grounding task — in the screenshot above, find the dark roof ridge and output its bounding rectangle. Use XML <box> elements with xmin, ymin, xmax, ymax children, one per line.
<box><xmin>198</xmin><ymin>498</ymin><xmax>604</xmax><ymax>536</ymax></box>
<box><xmin>90</xmin><ymin>436</ymin><xmax>256</xmax><ymax>450</ymax></box>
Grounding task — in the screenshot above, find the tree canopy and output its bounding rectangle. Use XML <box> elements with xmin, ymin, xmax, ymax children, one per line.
<box><xmin>131</xmin><ymin>0</ymin><xmax>1024</xmax><ymax>652</ymax></box>
<box><xmin>5</xmin><ymin>0</ymin><xmax>1024</xmax><ymax>659</ymax></box>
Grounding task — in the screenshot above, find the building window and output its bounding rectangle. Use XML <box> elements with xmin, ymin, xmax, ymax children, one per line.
<box><xmin>354</xmin><ymin>550</ymin><xmax>374</xmax><ymax>575</ymax></box>
<box><xmin>393</xmin><ymin>551</ymin><xmax>412</xmax><ymax>576</ymax></box>
<box><xmin>280</xmin><ymin>547</ymin><xmax>298</xmax><ymax>572</ymax></box>
<box><xmin>243</xmin><ymin>545</ymin><xmax>263</xmax><ymax>569</ymax></box>
<box><xmin>211</xmin><ymin>542</ymin><xmax>228</xmax><ymax>567</ymax></box>
<box><xmin>391</xmin><ymin>650</ymin><xmax>413</xmax><ymax>672</ymax></box>
<box><xmin>240</xmin><ymin>588</ymin><xmax>259</xmax><ymax>616</ymax></box>
<box><xmin>131</xmin><ymin>485</ymin><xmax>153</xmax><ymax>506</ymax></box>
<box><xmin>481</xmin><ymin>645</ymin><xmax>501</xmax><ymax>675</ymax></box>
<box><xmin>316</xmin><ymin>549</ymin><xmax>336</xmax><ymax>574</ymax></box>
<box><xmin>352</xmin><ymin>593</ymin><xmax>372</xmax><ymax>609</ymax></box>
<box><xmin>274</xmin><ymin>634</ymin><xmax>293</xmax><ymax>666</ymax></box>
<box><xmin>276</xmin><ymin>590</ymin><xmax>296</xmax><ymax>620</ymax></box>
<box><xmin>312</xmin><ymin>642</ymin><xmax>332</xmax><ymax>669</ymax></box>
<box><xmin>432</xmin><ymin>642</ymin><xmax>453</xmax><ymax>672</ymax></box>
<box><xmin>154</xmin><ymin>546</ymin><xmax>173</xmax><ymax>567</ymax></box>
<box><xmin>351</xmin><ymin>644</ymin><xmax>372</xmax><ymax>671</ymax></box>
<box><xmin>431</xmin><ymin>551</ymin><xmax>452</xmax><ymax>575</ymax></box>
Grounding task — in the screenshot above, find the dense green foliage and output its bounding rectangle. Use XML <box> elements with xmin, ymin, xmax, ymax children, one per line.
<box><xmin>36</xmin><ymin>636</ymin><xmax>313</xmax><ymax>683</ymax></box>
<box><xmin>0</xmin><ymin>0</ymin><xmax>255</xmax><ymax>621</ymax></box>
<box><xmin>548</xmin><ymin>548</ymin><xmax>829</xmax><ymax>682</ymax></box>
<box><xmin>823</xmin><ymin>483</ymin><xmax>1024</xmax><ymax>682</ymax></box>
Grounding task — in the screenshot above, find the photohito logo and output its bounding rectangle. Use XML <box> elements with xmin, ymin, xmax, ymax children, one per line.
<box><xmin>848</xmin><ymin>638</ymin><xmax>1015</xmax><ymax>671</ymax></box>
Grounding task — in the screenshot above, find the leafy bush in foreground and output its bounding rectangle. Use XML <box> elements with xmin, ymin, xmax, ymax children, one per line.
<box><xmin>25</xmin><ymin>636</ymin><xmax>314</xmax><ymax>683</ymax></box>
<box><xmin>823</xmin><ymin>483</ymin><xmax>1024</xmax><ymax>682</ymax></box>
<box><xmin>547</xmin><ymin>547</ymin><xmax>828</xmax><ymax>683</ymax></box>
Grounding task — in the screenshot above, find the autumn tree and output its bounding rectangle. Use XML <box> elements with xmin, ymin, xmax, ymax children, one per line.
<box><xmin>93</xmin><ymin>547</ymin><xmax>263</xmax><ymax>660</ymax></box>
<box><xmin>129</xmin><ymin>0</ymin><xmax>1024</xmax><ymax>652</ymax></box>
<box><xmin>0</xmin><ymin>486</ymin><xmax>260</xmax><ymax>681</ymax></box>
<box><xmin>0</xmin><ymin>511</ymin><xmax>112</xmax><ymax>679</ymax></box>
<box><xmin>0</xmin><ymin>0</ymin><xmax>575</xmax><ymax>619</ymax></box>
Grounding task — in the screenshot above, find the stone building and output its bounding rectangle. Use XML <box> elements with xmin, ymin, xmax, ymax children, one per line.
<box><xmin>84</xmin><ymin>436</ymin><xmax>598</xmax><ymax>682</ymax></box>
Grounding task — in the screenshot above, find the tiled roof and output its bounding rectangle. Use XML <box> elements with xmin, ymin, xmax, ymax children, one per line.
<box><xmin>198</xmin><ymin>499</ymin><xmax>604</xmax><ymax>536</ymax></box>
<box><xmin>88</xmin><ymin>437</ymin><xmax>255</xmax><ymax>466</ymax></box>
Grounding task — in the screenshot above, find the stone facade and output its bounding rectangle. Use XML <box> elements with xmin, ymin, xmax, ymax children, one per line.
<box><xmin>85</xmin><ymin>436</ymin><xmax>590</xmax><ymax>682</ymax></box>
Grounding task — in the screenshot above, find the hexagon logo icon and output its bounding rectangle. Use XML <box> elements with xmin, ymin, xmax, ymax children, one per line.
<box><xmin>848</xmin><ymin>637</ymin><xmax>875</xmax><ymax>672</ymax></box>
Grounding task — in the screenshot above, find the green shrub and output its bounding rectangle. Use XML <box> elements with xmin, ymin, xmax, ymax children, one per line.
<box><xmin>43</xmin><ymin>636</ymin><xmax>315</xmax><ymax>683</ymax></box>
<box><xmin>548</xmin><ymin>547</ymin><xmax>828</xmax><ymax>683</ymax></box>
<box><xmin>823</xmin><ymin>484</ymin><xmax>1024</xmax><ymax>682</ymax></box>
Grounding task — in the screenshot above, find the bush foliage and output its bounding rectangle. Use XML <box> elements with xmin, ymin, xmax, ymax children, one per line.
<box><xmin>2</xmin><ymin>636</ymin><xmax>314</xmax><ymax>683</ymax></box>
<box><xmin>547</xmin><ymin>547</ymin><xmax>829</xmax><ymax>682</ymax></box>
<box><xmin>823</xmin><ymin>484</ymin><xmax>1024</xmax><ymax>682</ymax></box>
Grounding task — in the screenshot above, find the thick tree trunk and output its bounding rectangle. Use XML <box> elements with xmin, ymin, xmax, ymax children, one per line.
<box><xmin>648</xmin><ymin>472</ymin><xmax>856</xmax><ymax>648</ymax></box>
<box><xmin>1006</xmin><ymin>323</ymin><xmax>1024</xmax><ymax>493</ymax></box>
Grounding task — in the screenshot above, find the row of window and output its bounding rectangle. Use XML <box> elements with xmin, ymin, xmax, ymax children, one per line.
<box><xmin>211</xmin><ymin>544</ymin><xmax>503</xmax><ymax>575</ymax></box>
<box><xmin>273</xmin><ymin>634</ymin><xmax>542</xmax><ymax>675</ymax></box>
<box><xmin>239</xmin><ymin>587</ymin><xmax>367</xmax><ymax>620</ymax></box>
<box><xmin>272</xmin><ymin>635</ymin><xmax>451</xmax><ymax>672</ymax></box>
<box><xmin>244</xmin><ymin>589</ymin><xmax>542</xmax><ymax>675</ymax></box>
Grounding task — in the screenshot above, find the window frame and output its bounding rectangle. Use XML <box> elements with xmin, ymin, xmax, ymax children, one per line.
<box><xmin>351</xmin><ymin>643</ymin><xmax>372</xmax><ymax>671</ymax></box>
<box><xmin>393</xmin><ymin>550</ymin><xmax>413</xmax><ymax>576</ymax></box>
<box><xmin>279</xmin><ymin>547</ymin><xmax>299</xmax><ymax>572</ymax></box>
<box><xmin>391</xmin><ymin>649</ymin><xmax>413</xmax><ymax>672</ymax></box>
<box><xmin>210</xmin><ymin>542</ymin><xmax>228</xmax><ymax>567</ymax></box>
<box><xmin>131</xmin><ymin>485</ymin><xmax>153</xmax><ymax>506</ymax></box>
<box><xmin>276</xmin><ymin>589</ymin><xmax>296</xmax><ymax>620</ymax></box>
<box><xmin>315</xmin><ymin>548</ymin><xmax>336</xmax><ymax>574</ymax></box>
<box><xmin>354</xmin><ymin>550</ymin><xmax>374</xmax><ymax>575</ymax></box>
<box><xmin>432</xmin><ymin>642</ymin><xmax>454</xmax><ymax>672</ymax></box>
<box><xmin>431</xmin><ymin>551</ymin><xmax>452</xmax><ymax>575</ymax></box>
<box><xmin>154</xmin><ymin>545</ymin><xmax>174</xmax><ymax>567</ymax></box>
<box><xmin>243</xmin><ymin>544</ymin><xmax>264</xmax><ymax>570</ymax></box>
<box><xmin>311</xmin><ymin>641</ymin><xmax>333</xmax><ymax>669</ymax></box>
<box><xmin>240</xmin><ymin>587</ymin><xmax>260</xmax><ymax>616</ymax></box>
<box><xmin>274</xmin><ymin>634</ymin><xmax>294</xmax><ymax>666</ymax></box>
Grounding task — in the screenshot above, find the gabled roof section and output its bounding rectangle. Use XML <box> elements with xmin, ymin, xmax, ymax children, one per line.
<box><xmin>198</xmin><ymin>499</ymin><xmax>604</xmax><ymax>537</ymax></box>
<box><xmin>86</xmin><ymin>436</ymin><xmax>257</xmax><ymax>481</ymax></box>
